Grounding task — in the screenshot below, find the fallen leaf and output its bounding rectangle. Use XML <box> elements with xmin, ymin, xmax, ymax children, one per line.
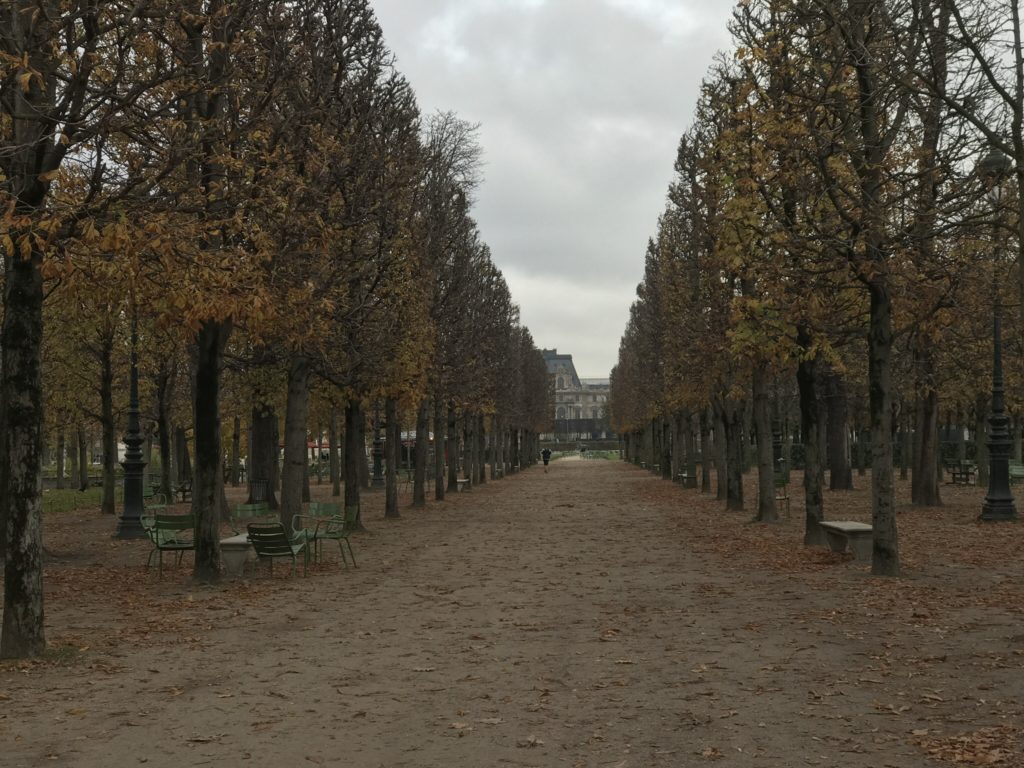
<box><xmin>517</xmin><ymin>735</ymin><xmax>544</xmax><ymax>747</ymax></box>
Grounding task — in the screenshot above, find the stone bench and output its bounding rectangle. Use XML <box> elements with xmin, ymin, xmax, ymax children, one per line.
<box><xmin>220</xmin><ymin>533</ymin><xmax>255</xmax><ymax>577</ymax></box>
<box><xmin>819</xmin><ymin>521</ymin><xmax>872</xmax><ymax>561</ymax></box>
<box><xmin>676</xmin><ymin>471</ymin><xmax>697</xmax><ymax>488</ymax></box>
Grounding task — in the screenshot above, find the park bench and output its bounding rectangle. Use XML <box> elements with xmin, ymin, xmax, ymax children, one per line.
<box><xmin>819</xmin><ymin>521</ymin><xmax>872</xmax><ymax>562</ymax></box>
<box><xmin>142</xmin><ymin>512</ymin><xmax>196</xmax><ymax>576</ymax></box>
<box><xmin>1010</xmin><ymin>462</ymin><xmax>1024</xmax><ymax>485</ymax></box>
<box><xmin>947</xmin><ymin>460</ymin><xmax>976</xmax><ymax>485</ymax></box>
<box><xmin>676</xmin><ymin>471</ymin><xmax>697</xmax><ymax>488</ymax></box>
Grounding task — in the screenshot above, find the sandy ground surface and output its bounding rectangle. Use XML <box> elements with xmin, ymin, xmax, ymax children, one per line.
<box><xmin>2</xmin><ymin>457</ymin><xmax>1022</xmax><ymax>767</ymax></box>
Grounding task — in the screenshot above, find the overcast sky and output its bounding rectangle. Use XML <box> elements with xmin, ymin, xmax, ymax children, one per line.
<box><xmin>372</xmin><ymin>0</ymin><xmax>735</xmax><ymax>378</ymax></box>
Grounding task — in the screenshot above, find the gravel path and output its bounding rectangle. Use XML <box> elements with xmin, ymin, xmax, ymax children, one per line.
<box><xmin>3</xmin><ymin>457</ymin><xmax>1020</xmax><ymax>766</ymax></box>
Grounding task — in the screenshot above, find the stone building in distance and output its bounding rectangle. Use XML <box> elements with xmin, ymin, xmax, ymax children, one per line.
<box><xmin>541</xmin><ymin>349</ymin><xmax>612</xmax><ymax>441</ymax></box>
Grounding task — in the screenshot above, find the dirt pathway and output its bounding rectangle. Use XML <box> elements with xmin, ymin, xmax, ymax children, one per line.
<box><xmin>3</xmin><ymin>458</ymin><xmax>1021</xmax><ymax>767</ymax></box>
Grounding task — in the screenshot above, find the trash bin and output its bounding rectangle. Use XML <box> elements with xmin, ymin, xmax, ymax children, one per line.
<box><xmin>248</xmin><ymin>478</ymin><xmax>269</xmax><ymax>503</ymax></box>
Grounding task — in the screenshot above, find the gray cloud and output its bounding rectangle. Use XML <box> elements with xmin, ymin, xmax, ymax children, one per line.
<box><xmin>372</xmin><ymin>0</ymin><xmax>734</xmax><ymax>377</ymax></box>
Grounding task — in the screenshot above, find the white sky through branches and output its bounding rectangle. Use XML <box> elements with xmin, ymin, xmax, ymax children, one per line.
<box><xmin>372</xmin><ymin>0</ymin><xmax>733</xmax><ymax>377</ymax></box>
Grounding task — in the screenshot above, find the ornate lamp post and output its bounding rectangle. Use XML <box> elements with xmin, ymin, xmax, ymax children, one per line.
<box><xmin>114</xmin><ymin>313</ymin><xmax>148</xmax><ymax>539</ymax></box>
<box><xmin>977</xmin><ymin>144</ymin><xmax>1017</xmax><ymax>522</ymax></box>
<box><xmin>371</xmin><ymin>402</ymin><xmax>385</xmax><ymax>489</ymax></box>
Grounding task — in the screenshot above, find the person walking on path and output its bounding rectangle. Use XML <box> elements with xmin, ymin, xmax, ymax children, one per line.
<box><xmin>541</xmin><ymin>447</ymin><xmax>552</xmax><ymax>472</ymax></box>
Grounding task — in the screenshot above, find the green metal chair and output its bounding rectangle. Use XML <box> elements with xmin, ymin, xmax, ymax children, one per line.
<box><xmin>293</xmin><ymin>502</ymin><xmax>342</xmax><ymax>563</ymax></box>
<box><xmin>247</xmin><ymin>522</ymin><xmax>308</xmax><ymax>576</ymax></box>
<box><xmin>142</xmin><ymin>513</ymin><xmax>196</xmax><ymax>576</ymax></box>
<box><xmin>316</xmin><ymin>505</ymin><xmax>358</xmax><ymax>569</ymax></box>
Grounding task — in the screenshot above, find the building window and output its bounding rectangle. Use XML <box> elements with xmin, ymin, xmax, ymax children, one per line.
<box><xmin>591</xmin><ymin>407</ymin><xmax>599</xmax><ymax>418</ymax></box>
<box><xmin>557</xmin><ymin>407</ymin><xmax>566</xmax><ymax>419</ymax></box>
<box><xmin>557</xmin><ymin>376</ymin><xmax>564</xmax><ymax>389</ymax></box>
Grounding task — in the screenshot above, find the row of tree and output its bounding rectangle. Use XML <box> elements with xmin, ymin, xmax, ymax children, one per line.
<box><xmin>609</xmin><ymin>0</ymin><xmax>1024</xmax><ymax>577</ymax></box>
<box><xmin>1</xmin><ymin>1</ymin><xmax>551</xmax><ymax>659</ymax></box>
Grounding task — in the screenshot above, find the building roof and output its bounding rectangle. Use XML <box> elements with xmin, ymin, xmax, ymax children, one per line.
<box><xmin>541</xmin><ymin>349</ymin><xmax>581</xmax><ymax>388</ymax></box>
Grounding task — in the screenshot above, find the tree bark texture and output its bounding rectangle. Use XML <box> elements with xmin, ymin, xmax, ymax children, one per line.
<box><xmin>55</xmin><ymin>432</ymin><xmax>65</xmax><ymax>490</ymax></box>
<box><xmin>1</xmin><ymin>242</ymin><xmax>46</xmax><ymax>657</ymax></box>
<box><xmin>250</xmin><ymin>403</ymin><xmax>279</xmax><ymax>508</ymax></box>
<box><xmin>77</xmin><ymin>426</ymin><xmax>88</xmax><ymax>491</ymax></box>
<box><xmin>868</xmin><ymin>281</ymin><xmax>899</xmax><ymax>575</ymax></box>
<box><xmin>826</xmin><ymin>370</ymin><xmax>853</xmax><ymax>490</ymax></box>
<box><xmin>191</xmin><ymin>320</ymin><xmax>229</xmax><ymax>582</ymax></box>
<box><xmin>723</xmin><ymin>403</ymin><xmax>745</xmax><ymax>511</ymax></box>
<box><xmin>700</xmin><ymin>411</ymin><xmax>712</xmax><ymax>493</ymax></box>
<box><xmin>413</xmin><ymin>400</ymin><xmax>428</xmax><ymax>506</ymax></box>
<box><xmin>753</xmin><ymin>366</ymin><xmax>777</xmax><ymax>522</ymax></box>
<box><xmin>385</xmin><ymin>397</ymin><xmax>399</xmax><ymax>519</ymax></box>
<box><xmin>433</xmin><ymin>400</ymin><xmax>446</xmax><ymax>501</ymax></box>
<box><xmin>100</xmin><ymin>337</ymin><xmax>116</xmax><ymax>515</ymax></box>
<box><xmin>330</xmin><ymin>409</ymin><xmax>341</xmax><ymax>498</ymax></box>
<box><xmin>280</xmin><ymin>356</ymin><xmax>310</xmax><ymax>532</ymax></box>
<box><xmin>797</xmin><ymin>340</ymin><xmax>826</xmax><ymax>546</ymax></box>
<box><xmin>230</xmin><ymin>416</ymin><xmax>241</xmax><ymax>488</ymax></box>
<box><xmin>344</xmin><ymin>400</ymin><xmax>363</xmax><ymax>522</ymax></box>
<box><xmin>156</xmin><ymin>366</ymin><xmax>174</xmax><ymax>499</ymax></box>
<box><xmin>447</xmin><ymin>404</ymin><xmax>459</xmax><ymax>492</ymax></box>
<box><xmin>912</xmin><ymin>349</ymin><xmax>942</xmax><ymax>506</ymax></box>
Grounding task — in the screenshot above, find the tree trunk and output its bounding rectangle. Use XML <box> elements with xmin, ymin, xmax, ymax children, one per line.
<box><xmin>868</xmin><ymin>280</ymin><xmax>899</xmax><ymax>576</ymax></box>
<box><xmin>723</xmin><ymin>402</ymin><xmax>745</xmax><ymax>511</ymax></box>
<box><xmin>912</xmin><ymin>347</ymin><xmax>942</xmax><ymax>506</ymax></box>
<box><xmin>685</xmin><ymin>412</ymin><xmax>698</xmax><ymax>487</ymax></box>
<box><xmin>447</xmin><ymin>403</ymin><xmax>459</xmax><ymax>492</ymax></box>
<box><xmin>191</xmin><ymin>320</ymin><xmax>229</xmax><ymax>583</ymax></box>
<box><xmin>753</xmin><ymin>366</ymin><xmax>777</xmax><ymax>522</ymax></box>
<box><xmin>100</xmin><ymin>337</ymin><xmax>116</xmax><ymax>515</ymax></box>
<box><xmin>279</xmin><ymin>356</ymin><xmax>310</xmax><ymax>533</ymax></box>
<box><xmin>385</xmin><ymin>397</ymin><xmax>399</xmax><ymax>519</ymax></box>
<box><xmin>714</xmin><ymin>408</ymin><xmax>728</xmax><ymax>501</ymax></box>
<box><xmin>67</xmin><ymin>428</ymin><xmax>78</xmax><ymax>494</ymax></box>
<box><xmin>156</xmin><ymin>367</ymin><xmax>174</xmax><ymax>500</ymax></box>
<box><xmin>250</xmin><ymin>403</ymin><xmax>279</xmax><ymax>509</ymax></box>
<box><xmin>899</xmin><ymin>405</ymin><xmax>911</xmax><ymax>481</ymax></box>
<box><xmin>143</xmin><ymin>430</ymin><xmax>153</xmax><ymax>494</ymax></box>
<box><xmin>230</xmin><ymin>416</ymin><xmax>241</xmax><ymax>488</ymax></box>
<box><xmin>358</xmin><ymin>413</ymin><xmax>369</xmax><ymax>490</ymax></box>
<box><xmin>78</xmin><ymin>425</ymin><xmax>89</xmax><ymax>491</ymax></box>
<box><xmin>826</xmin><ymin>370</ymin><xmax>853</xmax><ymax>490</ymax></box>
<box><xmin>700</xmin><ymin>410</ymin><xmax>712</xmax><ymax>493</ymax></box>
<box><xmin>344</xmin><ymin>400</ymin><xmax>363</xmax><ymax>524</ymax></box>
<box><xmin>434</xmin><ymin>399</ymin><xmax>446</xmax><ymax>501</ymax></box>
<box><xmin>462</xmin><ymin>416</ymin><xmax>473</xmax><ymax>489</ymax></box>
<box><xmin>797</xmin><ymin>337</ymin><xmax>826</xmax><ymax>546</ymax></box>
<box><xmin>56</xmin><ymin>432</ymin><xmax>66</xmax><ymax>490</ymax></box>
<box><xmin>413</xmin><ymin>400</ymin><xmax>428</xmax><ymax>507</ymax></box>
<box><xmin>1</xmin><ymin>241</ymin><xmax>46</xmax><ymax>658</ymax></box>
<box><xmin>661</xmin><ymin>419</ymin><xmax>672</xmax><ymax>480</ymax></box>
<box><xmin>330</xmin><ymin>409</ymin><xmax>341</xmax><ymax>498</ymax></box>
<box><xmin>175</xmin><ymin>426</ymin><xmax>192</xmax><ymax>485</ymax></box>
